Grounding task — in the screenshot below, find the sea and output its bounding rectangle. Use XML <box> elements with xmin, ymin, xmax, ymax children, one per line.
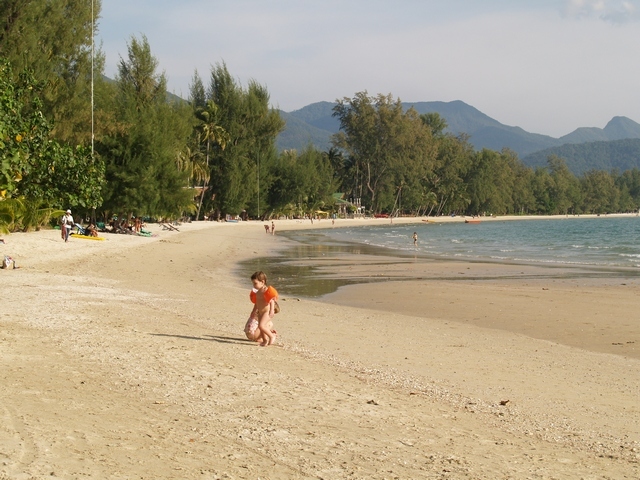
<box><xmin>239</xmin><ymin>216</ymin><xmax>640</xmax><ymax>297</ymax></box>
<box><xmin>323</xmin><ymin>216</ymin><xmax>640</xmax><ymax>268</ymax></box>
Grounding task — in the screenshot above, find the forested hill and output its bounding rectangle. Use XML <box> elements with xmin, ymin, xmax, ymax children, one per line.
<box><xmin>276</xmin><ymin>101</ymin><xmax>640</xmax><ymax>159</ymax></box>
<box><xmin>276</xmin><ymin>102</ymin><xmax>338</xmax><ymax>152</ymax></box>
<box><xmin>522</xmin><ymin>138</ymin><xmax>640</xmax><ymax>176</ymax></box>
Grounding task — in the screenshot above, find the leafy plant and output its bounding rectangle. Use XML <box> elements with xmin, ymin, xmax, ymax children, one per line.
<box><xmin>0</xmin><ymin>198</ymin><xmax>62</xmax><ymax>233</ymax></box>
<box><xmin>0</xmin><ymin>199</ymin><xmax>18</xmax><ymax>234</ymax></box>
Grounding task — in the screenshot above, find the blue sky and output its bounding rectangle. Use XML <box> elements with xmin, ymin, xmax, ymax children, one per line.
<box><xmin>97</xmin><ymin>0</ymin><xmax>640</xmax><ymax>137</ymax></box>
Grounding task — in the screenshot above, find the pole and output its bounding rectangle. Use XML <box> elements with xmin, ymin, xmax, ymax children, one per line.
<box><xmin>257</xmin><ymin>152</ymin><xmax>260</xmax><ymax>219</ymax></box>
<box><xmin>90</xmin><ymin>0</ymin><xmax>95</xmax><ymax>226</ymax></box>
<box><xmin>91</xmin><ymin>0</ymin><xmax>94</xmax><ymax>159</ymax></box>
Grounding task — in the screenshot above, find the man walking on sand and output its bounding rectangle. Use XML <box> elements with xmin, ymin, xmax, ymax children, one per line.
<box><xmin>61</xmin><ymin>209</ymin><xmax>74</xmax><ymax>242</ymax></box>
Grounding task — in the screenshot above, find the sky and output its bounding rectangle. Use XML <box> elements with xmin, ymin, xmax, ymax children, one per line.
<box><xmin>97</xmin><ymin>0</ymin><xmax>640</xmax><ymax>138</ymax></box>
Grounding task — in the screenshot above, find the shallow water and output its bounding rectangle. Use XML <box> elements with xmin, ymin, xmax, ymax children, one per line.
<box><xmin>327</xmin><ymin>216</ymin><xmax>640</xmax><ymax>268</ymax></box>
<box><xmin>237</xmin><ymin>217</ymin><xmax>640</xmax><ymax>298</ymax></box>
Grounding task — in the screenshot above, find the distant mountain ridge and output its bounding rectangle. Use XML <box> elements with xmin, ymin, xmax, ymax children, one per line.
<box><xmin>276</xmin><ymin>100</ymin><xmax>640</xmax><ymax>163</ymax></box>
<box><xmin>276</xmin><ymin>102</ymin><xmax>338</xmax><ymax>152</ymax></box>
<box><xmin>522</xmin><ymin>138</ymin><xmax>640</xmax><ymax>176</ymax></box>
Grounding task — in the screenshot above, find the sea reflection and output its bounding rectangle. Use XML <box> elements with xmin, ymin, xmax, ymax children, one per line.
<box><xmin>235</xmin><ymin>231</ymin><xmax>411</xmax><ymax>297</ymax></box>
<box><xmin>236</xmin><ymin>227</ymin><xmax>640</xmax><ymax>299</ymax></box>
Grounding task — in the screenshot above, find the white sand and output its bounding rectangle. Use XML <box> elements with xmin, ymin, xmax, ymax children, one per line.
<box><xmin>0</xmin><ymin>218</ymin><xmax>638</xmax><ymax>479</ymax></box>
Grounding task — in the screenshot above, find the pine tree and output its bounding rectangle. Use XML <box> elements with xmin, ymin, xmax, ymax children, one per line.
<box><xmin>98</xmin><ymin>36</ymin><xmax>192</xmax><ymax>220</ymax></box>
<box><xmin>205</xmin><ymin>63</ymin><xmax>284</xmax><ymax>218</ymax></box>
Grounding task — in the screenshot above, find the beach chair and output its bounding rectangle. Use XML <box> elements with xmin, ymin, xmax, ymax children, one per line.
<box><xmin>74</xmin><ymin>223</ymin><xmax>86</xmax><ymax>235</ymax></box>
<box><xmin>162</xmin><ymin>223</ymin><xmax>180</xmax><ymax>232</ymax></box>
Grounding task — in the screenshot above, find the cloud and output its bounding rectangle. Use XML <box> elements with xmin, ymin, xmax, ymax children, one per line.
<box><xmin>97</xmin><ymin>1</ymin><xmax>640</xmax><ymax>137</ymax></box>
<box><xmin>563</xmin><ymin>0</ymin><xmax>640</xmax><ymax>23</ymax></box>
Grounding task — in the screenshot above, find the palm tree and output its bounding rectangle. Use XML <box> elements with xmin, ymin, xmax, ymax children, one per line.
<box><xmin>0</xmin><ymin>199</ymin><xmax>18</xmax><ymax>234</ymax></box>
<box><xmin>177</xmin><ymin>146</ymin><xmax>209</xmax><ymax>187</ymax></box>
<box><xmin>0</xmin><ymin>198</ymin><xmax>61</xmax><ymax>233</ymax></box>
<box><xmin>194</xmin><ymin>101</ymin><xmax>230</xmax><ymax>220</ymax></box>
<box><xmin>324</xmin><ymin>147</ymin><xmax>344</xmax><ymax>177</ymax></box>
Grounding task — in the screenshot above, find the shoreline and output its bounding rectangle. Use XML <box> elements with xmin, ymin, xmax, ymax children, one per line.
<box><xmin>243</xmin><ymin>216</ymin><xmax>640</xmax><ymax>359</ymax></box>
<box><xmin>1</xmin><ymin>220</ymin><xmax>639</xmax><ymax>478</ymax></box>
<box><xmin>272</xmin><ymin>218</ymin><xmax>640</xmax><ymax>291</ymax></box>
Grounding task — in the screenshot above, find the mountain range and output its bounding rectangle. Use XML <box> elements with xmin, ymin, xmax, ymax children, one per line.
<box><xmin>276</xmin><ymin>100</ymin><xmax>640</xmax><ymax>173</ymax></box>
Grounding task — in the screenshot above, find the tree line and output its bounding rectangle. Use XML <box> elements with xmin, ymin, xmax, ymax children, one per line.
<box><xmin>332</xmin><ymin>92</ymin><xmax>640</xmax><ymax>216</ymax></box>
<box><xmin>2</xmin><ymin>1</ymin><xmax>640</xmax><ymax>232</ymax></box>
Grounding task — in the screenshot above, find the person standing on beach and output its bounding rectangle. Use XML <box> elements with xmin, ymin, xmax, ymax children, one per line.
<box><xmin>247</xmin><ymin>271</ymin><xmax>278</xmax><ymax>346</ymax></box>
<box><xmin>271</xmin><ymin>221</ymin><xmax>275</xmax><ymax>235</ymax></box>
<box><xmin>412</xmin><ymin>232</ymin><xmax>418</xmax><ymax>246</ymax></box>
<box><xmin>60</xmin><ymin>209</ymin><xmax>74</xmax><ymax>242</ymax></box>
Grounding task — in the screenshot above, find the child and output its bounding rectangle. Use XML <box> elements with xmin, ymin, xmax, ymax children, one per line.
<box><xmin>247</xmin><ymin>271</ymin><xmax>278</xmax><ymax>346</ymax></box>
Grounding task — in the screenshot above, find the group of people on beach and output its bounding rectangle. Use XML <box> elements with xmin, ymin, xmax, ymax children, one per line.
<box><xmin>108</xmin><ymin>217</ymin><xmax>144</xmax><ymax>235</ymax></box>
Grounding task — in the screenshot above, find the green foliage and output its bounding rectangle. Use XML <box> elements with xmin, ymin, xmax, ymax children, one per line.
<box><xmin>420</xmin><ymin>112</ymin><xmax>448</xmax><ymax>137</ymax></box>
<box><xmin>192</xmin><ymin>99</ymin><xmax>231</xmax><ymax>219</ymax></box>
<box><xmin>0</xmin><ymin>59</ymin><xmax>47</xmax><ymax>199</ymax></box>
<box><xmin>465</xmin><ymin>149</ymin><xmax>519</xmax><ymax>215</ymax></box>
<box><xmin>198</xmin><ymin>63</ymin><xmax>284</xmax><ymax>218</ymax></box>
<box><xmin>0</xmin><ymin>59</ymin><xmax>103</xmax><ymax>209</ymax></box>
<box><xmin>0</xmin><ymin>197</ymin><xmax>63</xmax><ymax>233</ymax></box>
<box><xmin>332</xmin><ymin>92</ymin><xmax>436</xmax><ymax>214</ymax></box>
<box><xmin>510</xmin><ymin>159</ymin><xmax>536</xmax><ymax>215</ymax></box>
<box><xmin>117</xmin><ymin>35</ymin><xmax>167</xmax><ymax>109</ymax></box>
<box><xmin>19</xmin><ymin>142</ymin><xmax>104</xmax><ymax>208</ymax></box>
<box><xmin>98</xmin><ymin>36</ymin><xmax>193</xmax><ymax>219</ymax></box>
<box><xmin>188</xmin><ymin>70</ymin><xmax>207</xmax><ymax>111</ymax></box>
<box><xmin>267</xmin><ymin>147</ymin><xmax>338</xmax><ymax>216</ymax></box>
<box><xmin>547</xmin><ymin>155</ymin><xmax>583</xmax><ymax>214</ymax></box>
<box><xmin>581</xmin><ymin>170</ymin><xmax>617</xmax><ymax>214</ymax></box>
<box><xmin>0</xmin><ymin>198</ymin><xmax>17</xmax><ymax>233</ymax></box>
<box><xmin>424</xmin><ymin>133</ymin><xmax>474</xmax><ymax>215</ymax></box>
<box><xmin>0</xmin><ymin>0</ymin><xmax>103</xmax><ymax>145</ymax></box>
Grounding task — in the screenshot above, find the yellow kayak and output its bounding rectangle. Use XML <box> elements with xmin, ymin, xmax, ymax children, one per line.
<box><xmin>70</xmin><ymin>233</ymin><xmax>105</xmax><ymax>241</ymax></box>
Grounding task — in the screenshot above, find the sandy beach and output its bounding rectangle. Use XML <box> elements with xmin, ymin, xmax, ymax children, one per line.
<box><xmin>1</xmin><ymin>217</ymin><xmax>639</xmax><ymax>479</ymax></box>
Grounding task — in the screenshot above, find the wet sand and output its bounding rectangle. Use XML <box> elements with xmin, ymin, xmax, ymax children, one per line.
<box><xmin>325</xmin><ymin>270</ymin><xmax>640</xmax><ymax>359</ymax></box>
<box><xmin>260</xmin><ymin>225</ymin><xmax>640</xmax><ymax>359</ymax></box>
<box><xmin>1</xmin><ymin>217</ymin><xmax>639</xmax><ymax>479</ymax></box>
